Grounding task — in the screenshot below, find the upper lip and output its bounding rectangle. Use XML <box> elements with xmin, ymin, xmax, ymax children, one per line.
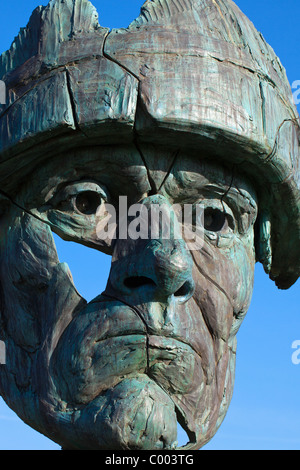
<box><xmin>88</xmin><ymin>292</ymin><xmax>201</xmax><ymax>361</ymax></box>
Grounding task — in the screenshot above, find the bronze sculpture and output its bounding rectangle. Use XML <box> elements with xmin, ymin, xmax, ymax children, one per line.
<box><xmin>0</xmin><ymin>0</ymin><xmax>299</xmax><ymax>450</ymax></box>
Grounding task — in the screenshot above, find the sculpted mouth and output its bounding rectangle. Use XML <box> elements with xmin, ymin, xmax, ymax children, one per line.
<box><xmin>54</xmin><ymin>331</ymin><xmax>202</xmax><ymax>402</ymax></box>
<box><xmin>90</xmin><ymin>295</ymin><xmax>203</xmax><ymax>386</ymax></box>
<box><xmin>51</xmin><ymin>296</ymin><xmax>202</xmax><ymax>449</ymax></box>
<box><xmin>52</xmin><ymin>293</ymin><xmax>206</xmax><ymax>395</ymax></box>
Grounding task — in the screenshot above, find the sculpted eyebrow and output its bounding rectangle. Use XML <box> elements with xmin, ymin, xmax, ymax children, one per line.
<box><xmin>224</xmin><ymin>187</ymin><xmax>257</xmax><ymax>218</ymax></box>
<box><xmin>199</xmin><ymin>183</ymin><xmax>256</xmax><ymax>211</ymax></box>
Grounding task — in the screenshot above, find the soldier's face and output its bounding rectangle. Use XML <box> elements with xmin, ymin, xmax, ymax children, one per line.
<box><xmin>0</xmin><ymin>144</ymin><xmax>257</xmax><ymax>449</ymax></box>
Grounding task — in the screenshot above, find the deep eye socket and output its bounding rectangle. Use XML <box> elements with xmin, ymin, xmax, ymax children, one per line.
<box><xmin>204</xmin><ymin>208</ymin><xmax>229</xmax><ymax>232</ymax></box>
<box><xmin>74</xmin><ymin>191</ymin><xmax>103</xmax><ymax>215</ymax></box>
<box><xmin>49</xmin><ymin>181</ymin><xmax>108</xmax><ymax>216</ymax></box>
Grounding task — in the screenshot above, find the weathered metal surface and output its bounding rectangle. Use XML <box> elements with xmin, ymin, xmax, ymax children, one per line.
<box><xmin>0</xmin><ymin>0</ymin><xmax>299</xmax><ymax>451</ymax></box>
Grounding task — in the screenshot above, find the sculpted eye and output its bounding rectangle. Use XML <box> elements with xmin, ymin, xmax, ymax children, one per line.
<box><xmin>48</xmin><ymin>181</ymin><xmax>108</xmax><ymax>216</ymax></box>
<box><xmin>204</xmin><ymin>208</ymin><xmax>228</xmax><ymax>232</ymax></box>
<box><xmin>75</xmin><ymin>191</ymin><xmax>102</xmax><ymax>215</ymax></box>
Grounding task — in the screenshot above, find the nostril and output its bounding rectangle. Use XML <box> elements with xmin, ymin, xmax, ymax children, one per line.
<box><xmin>174</xmin><ymin>280</ymin><xmax>195</xmax><ymax>301</ymax></box>
<box><xmin>124</xmin><ymin>276</ymin><xmax>156</xmax><ymax>289</ymax></box>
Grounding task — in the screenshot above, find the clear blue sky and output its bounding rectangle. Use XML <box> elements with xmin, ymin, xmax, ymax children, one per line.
<box><xmin>0</xmin><ymin>0</ymin><xmax>299</xmax><ymax>450</ymax></box>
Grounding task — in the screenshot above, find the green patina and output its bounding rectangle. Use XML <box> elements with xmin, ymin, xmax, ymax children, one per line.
<box><xmin>0</xmin><ymin>0</ymin><xmax>298</xmax><ymax>450</ymax></box>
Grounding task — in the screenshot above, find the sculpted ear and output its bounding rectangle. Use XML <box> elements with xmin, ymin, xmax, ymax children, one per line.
<box><xmin>255</xmin><ymin>209</ymin><xmax>272</xmax><ymax>275</ymax></box>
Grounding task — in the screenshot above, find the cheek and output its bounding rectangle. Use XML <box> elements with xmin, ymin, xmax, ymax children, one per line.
<box><xmin>230</xmin><ymin>237</ymin><xmax>256</xmax><ymax>313</ymax></box>
<box><xmin>191</xmin><ymin>237</ymin><xmax>255</xmax><ymax>341</ymax></box>
<box><xmin>0</xmin><ymin>210</ymin><xmax>84</xmax><ymax>354</ymax></box>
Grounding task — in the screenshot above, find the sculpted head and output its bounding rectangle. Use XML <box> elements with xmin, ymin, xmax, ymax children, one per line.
<box><xmin>0</xmin><ymin>0</ymin><xmax>299</xmax><ymax>450</ymax></box>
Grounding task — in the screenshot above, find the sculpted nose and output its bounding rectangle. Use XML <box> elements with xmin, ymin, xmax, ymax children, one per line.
<box><xmin>106</xmin><ymin>195</ymin><xmax>195</xmax><ymax>304</ymax></box>
<box><xmin>122</xmin><ymin>238</ymin><xmax>195</xmax><ymax>303</ymax></box>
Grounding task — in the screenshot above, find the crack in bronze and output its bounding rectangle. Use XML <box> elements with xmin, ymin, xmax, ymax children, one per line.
<box><xmin>157</xmin><ymin>149</ymin><xmax>180</xmax><ymax>194</ymax></box>
<box><xmin>102</xmin><ymin>30</ymin><xmax>140</xmax><ymax>82</ymax></box>
<box><xmin>100</xmin><ymin>291</ymin><xmax>151</xmax><ymax>374</ymax></box>
<box><xmin>134</xmin><ymin>138</ymin><xmax>158</xmax><ymax>195</ymax></box>
<box><xmin>65</xmin><ymin>68</ymin><xmax>88</xmax><ymax>138</ymax></box>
